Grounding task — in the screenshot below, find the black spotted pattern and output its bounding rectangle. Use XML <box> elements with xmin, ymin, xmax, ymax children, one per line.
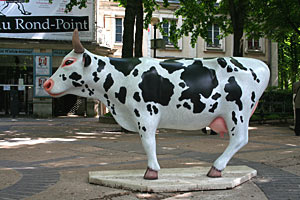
<box><xmin>115</xmin><ymin>87</ymin><xmax>127</xmax><ymax>104</ymax></box>
<box><xmin>232</xmin><ymin>111</ymin><xmax>238</xmax><ymax>125</ymax></box>
<box><xmin>133</xmin><ymin>92</ymin><xmax>141</xmax><ymax>102</ymax></box>
<box><xmin>97</xmin><ymin>59</ymin><xmax>106</xmax><ymax>72</ymax></box>
<box><xmin>134</xmin><ymin>109</ymin><xmax>140</xmax><ymax>117</ymax></box>
<box><xmin>212</xmin><ymin>93</ymin><xmax>221</xmax><ymax>100</ymax></box>
<box><xmin>217</xmin><ymin>58</ymin><xmax>227</xmax><ymax>68</ymax></box>
<box><xmin>224</xmin><ymin>77</ymin><xmax>243</xmax><ymax>111</ymax></box>
<box><xmin>109</xmin><ymin>57</ymin><xmax>141</xmax><ymax>76</ymax></box>
<box><xmin>69</xmin><ymin>72</ymin><xmax>82</xmax><ymax>81</ymax></box>
<box><xmin>92</xmin><ymin>72</ymin><xmax>100</xmax><ymax>82</ymax></box>
<box><xmin>159</xmin><ymin>60</ymin><xmax>185</xmax><ymax>74</ymax></box>
<box><xmin>209</xmin><ymin>102</ymin><xmax>218</xmax><ymax>113</ymax></box>
<box><xmin>103</xmin><ymin>73</ymin><xmax>114</xmax><ymax>92</ymax></box>
<box><xmin>139</xmin><ymin>67</ymin><xmax>174</xmax><ymax>106</ymax></box>
<box><xmin>230</xmin><ymin>58</ymin><xmax>247</xmax><ymax>71</ymax></box>
<box><xmin>179</xmin><ymin>60</ymin><xmax>218</xmax><ymax>113</ymax></box>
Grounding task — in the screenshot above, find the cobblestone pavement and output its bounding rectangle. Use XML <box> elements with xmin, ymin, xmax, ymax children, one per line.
<box><xmin>0</xmin><ymin>117</ymin><xmax>299</xmax><ymax>200</ymax></box>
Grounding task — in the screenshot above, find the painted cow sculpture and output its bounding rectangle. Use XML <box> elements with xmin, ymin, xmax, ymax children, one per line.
<box><xmin>44</xmin><ymin>30</ymin><xmax>270</xmax><ymax>180</ymax></box>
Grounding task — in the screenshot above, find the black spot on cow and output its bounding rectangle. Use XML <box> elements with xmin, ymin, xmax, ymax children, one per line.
<box><xmin>212</xmin><ymin>93</ymin><xmax>221</xmax><ymax>100</ymax></box>
<box><xmin>94</xmin><ymin>57</ymin><xmax>97</xmax><ymax>60</ymax></box>
<box><xmin>85</xmin><ymin>84</ymin><xmax>88</xmax><ymax>88</ymax></box>
<box><xmin>209</xmin><ymin>102</ymin><xmax>218</xmax><ymax>113</ymax></box>
<box><xmin>159</xmin><ymin>60</ymin><xmax>185</xmax><ymax>74</ymax></box>
<box><xmin>179</xmin><ymin>82</ymin><xmax>185</xmax><ymax>88</ymax></box>
<box><xmin>111</xmin><ymin>104</ymin><xmax>116</xmax><ymax>115</ymax></box>
<box><xmin>230</xmin><ymin>58</ymin><xmax>247</xmax><ymax>71</ymax></box>
<box><xmin>107</xmin><ymin>100</ymin><xmax>111</xmax><ymax>107</ymax></box>
<box><xmin>251</xmin><ymin>91</ymin><xmax>256</xmax><ymax>103</ymax></box>
<box><xmin>224</xmin><ymin>76</ymin><xmax>243</xmax><ymax>111</ymax></box>
<box><xmin>133</xmin><ymin>92</ymin><xmax>141</xmax><ymax>102</ymax></box>
<box><xmin>153</xmin><ymin>105</ymin><xmax>159</xmax><ymax>114</ymax></box>
<box><xmin>88</xmin><ymin>88</ymin><xmax>95</xmax><ymax>96</ymax></box>
<box><xmin>104</xmin><ymin>94</ymin><xmax>108</xmax><ymax>99</ymax></box>
<box><xmin>249</xmin><ymin>68</ymin><xmax>257</xmax><ymax>80</ymax></box>
<box><xmin>232</xmin><ymin>111</ymin><xmax>237</xmax><ymax>125</ymax></box>
<box><xmin>234</xmin><ymin>68</ymin><xmax>238</xmax><ymax>72</ymax></box>
<box><xmin>139</xmin><ymin>67</ymin><xmax>174</xmax><ymax>106</ymax></box>
<box><xmin>227</xmin><ymin>65</ymin><xmax>233</xmax><ymax>73</ymax></box>
<box><xmin>179</xmin><ymin>60</ymin><xmax>218</xmax><ymax>113</ymax></box>
<box><xmin>115</xmin><ymin>87</ymin><xmax>127</xmax><ymax>104</ymax></box>
<box><xmin>81</xmin><ymin>89</ymin><xmax>85</xmax><ymax>93</ymax></box>
<box><xmin>92</xmin><ymin>72</ymin><xmax>100</xmax><ymax>83</ymax></box>
<box><xmin>142</xmin><ymin>126</ymin><xmax>147</xmax><ymax>132</ymax></box>
<box><xmin>134</xmin><ymin>109</ymin><xmax>140</xmax><ymax>117</ymax></box>
<box><xmin>60</xmin><ymin>74</ymin><xmax>67</xmax><ymax>81</ymax></box>
<box><xmin>103</xmin><ymin>73</ymin><xmax>114</xmax><ymax>92</ymax></box>
<box><xmin>69</xmin><ymin>72</ymin><xmax>82</xmax><ymax>81</ymax></box>
<box><xmin>97</xmin><ymin>59</ymin><xmax>106</xmax><ymax>73</ymax></box>
<box><xmin>132</xmin><ymin>69</ymin><xmax>139</xmax><ymax>77</ymax></box>
<box><xmin>81</xmin><ymin>80</ymin><xmax>85</xmax><ymax>84</ymax></box>
<box><xmin>72</xmin><ymin>81</ymin><xmax>82</xmax><ymax>87</ymax></box>
<box><xmin>231</xmin><ymin>127</ymin><xmax>235</xmax><ymax>132</ymax></box>
<box><xmin>109</xmin><ymin>57</ymin><xmax>141</xmax><ymax>76</ymax></box>
<box><xmin>138</xmin><ymin>122</ymin><xmax>141</xmax><ymax>130</ymax></box>
<box><xmin>240</xmin><ymin>116</ymin><xmax>244</xmax><ymax>123</ymax></box>
<box><xmin>147</xmin><ymin>104</ymin><xmax>153</xmax><ymax>115</ymax></box>
<box><xmin>217</xmin><ymin>58</ymin><xmax>227</xmax><ymax>68</ymax></box>
<box><xmin>176</xmin><ymin>104</ymin><xmax>181</xmax><ymax>109</ymax></box>
<box><xmin>183</xmin><ymin>102</ymin><xmax>191</xmax><ymax>110</ymax></box>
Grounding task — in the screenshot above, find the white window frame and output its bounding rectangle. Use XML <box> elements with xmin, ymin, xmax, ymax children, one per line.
<box><xmin>158</xmin><ymin>17</ymin><xmax>182</xmax><ymax>50</ymax></box>
<box><xmin>115</xmin><ymin>17</ymin><xmax>123</xmax><ymax>43</ymax></box>
<box><xmin>245</xmin><ymin>37</ymin><xmax>265</xmax><ymax>54</ymax></box>
<box><xmin>204</xmin><ymin>24</ymin><xmax>225</xmax><ymax>52</ymax></box>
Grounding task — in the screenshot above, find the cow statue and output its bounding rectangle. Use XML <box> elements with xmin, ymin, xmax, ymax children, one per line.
<box><xmin>44</xmin><ymin>30</ymin><xmax>270</xmax><ymax>180</ymax></box>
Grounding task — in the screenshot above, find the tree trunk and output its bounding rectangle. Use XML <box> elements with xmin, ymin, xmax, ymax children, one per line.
<box><xmin>228</xmin><ymin>0</ymin><xmax>248</xmax><ymax>57</ymax></box>
<box><xmin>134</xmin><ymin>0</ymin><xmax>143</xmax><ymax>57</ymax></box>
<box><xmin>122</xmin><ymin>0</ymin><xmax>136</xmax><ymax>58</ymax></box>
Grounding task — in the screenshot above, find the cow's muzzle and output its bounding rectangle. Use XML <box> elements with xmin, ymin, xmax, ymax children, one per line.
<box><xmin>43</xmin><ymin>79</ymin><xmax>54</xmax><ymax>92</ymax></box>
<box><xmin>43</xmin><ymin>79</ymin><xmax>64</xmax><ymax>97</ymax></box>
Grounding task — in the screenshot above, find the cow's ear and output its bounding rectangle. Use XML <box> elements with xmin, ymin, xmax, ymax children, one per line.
<box><xmin>83</xmin><ymin>53</ymin><xmax>91</xmax><ymax>67</ymax></box>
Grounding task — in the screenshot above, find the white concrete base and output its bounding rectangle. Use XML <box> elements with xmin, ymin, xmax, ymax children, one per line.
<box><xmin>89</xmin><ymin>166</ymin><xmax>257</xmax><ymax>192</ymax></box>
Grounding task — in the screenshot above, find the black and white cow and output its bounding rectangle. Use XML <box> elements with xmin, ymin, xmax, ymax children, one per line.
<box><xmin>44</xmin><ymin>30</ymin><xmax>270</xmax><ymax>180</ymax></box>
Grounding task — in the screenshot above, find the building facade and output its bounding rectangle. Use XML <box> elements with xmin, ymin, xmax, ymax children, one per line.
<box><xmin>97</xmin><ymin>0</ymin><xmax>278</xmax><ymax>86</ymax></box>
<box><xmin>0</xmin><ymin>0</ymin><xmax>113</xmax><ymax>118</ymax></box>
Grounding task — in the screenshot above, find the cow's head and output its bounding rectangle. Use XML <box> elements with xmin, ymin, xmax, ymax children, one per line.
<box><xmin>43</xmin><ymin>29</ymin><xmax>93</xmax><ymax>98</ymax></box>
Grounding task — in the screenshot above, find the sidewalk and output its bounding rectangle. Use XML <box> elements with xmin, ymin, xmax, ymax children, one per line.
<box><xmin>0</xmin><ymin>117</ymin><xmax>299</xmax><ymax>200</ymax></box>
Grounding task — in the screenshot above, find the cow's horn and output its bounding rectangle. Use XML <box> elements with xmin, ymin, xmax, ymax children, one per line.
<box><xmin>72</xmin><ymin>29</ymin><xmax>84</xmax><ymax>53</ymax></box>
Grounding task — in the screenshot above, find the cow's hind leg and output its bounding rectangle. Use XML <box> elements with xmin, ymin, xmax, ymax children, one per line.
<box><xmin>207</xmin><ymin>117</ymin><xmax>249</xmax><ymax>177</ymax></box>
<box><xmin>139</xmin><ymin>128</ymin><xmax>160</xmax><ymax>180</ymax></box>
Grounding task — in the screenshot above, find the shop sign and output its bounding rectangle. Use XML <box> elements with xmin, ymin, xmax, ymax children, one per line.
<box><xmin>0</xmin><ymin>0</ymin><xmax>94</xmax><ymax>41</ymax></box>
<box><xmin>0</xmin><ymin>48</ymin><xmax>33</xmax><ymax>55</ymax></box>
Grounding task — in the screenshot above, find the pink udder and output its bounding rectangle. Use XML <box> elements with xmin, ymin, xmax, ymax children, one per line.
<box><xmin>209</xmin><ymin>117</ymin><xmax>228</xmax><ymax>138</ymax></box>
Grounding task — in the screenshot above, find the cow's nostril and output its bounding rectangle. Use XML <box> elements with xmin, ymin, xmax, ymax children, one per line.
<box><xmin>43</xmin><ymin>79</ymin><xmax>54</xmax><ymax>92</ymax></box>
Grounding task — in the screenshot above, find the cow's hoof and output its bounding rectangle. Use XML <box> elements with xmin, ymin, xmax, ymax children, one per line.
<box><xmin>207</xmin><ymin>166</ymin><xmax>222</xmax><ymax>178</ymax></box>
<box><xmin>143</xmin><ymin>167</ymin><xmax>158</xmax><ymax>180</ymax></box>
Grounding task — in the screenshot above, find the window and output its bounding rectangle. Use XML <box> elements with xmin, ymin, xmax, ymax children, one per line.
<box><xmin>245</xmin><ymin>38</ymin><xmax>265</xmax><ymax>53</ymax></box>
<box><xmin>162</xmin><ymin>19</ymin><xmax>176</xmax><ymax>46</ymax></box>
<box><xmin>207</xmin><ymin>24</ymin><xmax>221</xmax><ymax>48</ymax></box>
<box><xmin>248</xmin><ymin>38</ymin><xmax>261</xmax><ymax>51</ymax></box>
<box><xmin>115</xmin><ymin>18</ymin><xmax>123</xmax><ymax>43</ymax></box>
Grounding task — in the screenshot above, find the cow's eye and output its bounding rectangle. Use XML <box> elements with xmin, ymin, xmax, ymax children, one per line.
<box><xmin>62</xmin><ymin>58</ymin><xmax>77</xmax><ymax>68</ymax></box>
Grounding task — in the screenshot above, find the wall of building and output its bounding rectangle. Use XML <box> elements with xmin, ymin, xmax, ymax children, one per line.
<box><xmin>97</xmin><ymin>0</ymin><xmax>278</xmax><ymax>87</ymax></box>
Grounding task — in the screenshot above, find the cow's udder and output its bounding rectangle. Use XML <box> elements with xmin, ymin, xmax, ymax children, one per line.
<box><xmin>209</xmin><ymin>117</ymin><xmax>228</xmax><ymax>137</ymax></box>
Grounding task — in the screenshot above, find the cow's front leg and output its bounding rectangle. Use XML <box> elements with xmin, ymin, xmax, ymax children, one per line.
<box><xmin>208</xmin><ymin>120</ymin><xmax>249</xmax><ymax>178</ymax></box>
<box><xmin>140</xmin><ymin>129</ymin><xmax>160</xmax><ymax>180</ymax></box>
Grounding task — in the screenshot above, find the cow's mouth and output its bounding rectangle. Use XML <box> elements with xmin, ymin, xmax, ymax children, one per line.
<box><xmin>48</xmin><ymin>92</ymin><xmax>65</xmax><ymax>97</ymax></box>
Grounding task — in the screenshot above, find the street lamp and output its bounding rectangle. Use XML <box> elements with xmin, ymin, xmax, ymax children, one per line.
<box><xmin>151</xmin><ymin>18</ymin><xmax>159</xmax><ymax>58</ymax></box>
